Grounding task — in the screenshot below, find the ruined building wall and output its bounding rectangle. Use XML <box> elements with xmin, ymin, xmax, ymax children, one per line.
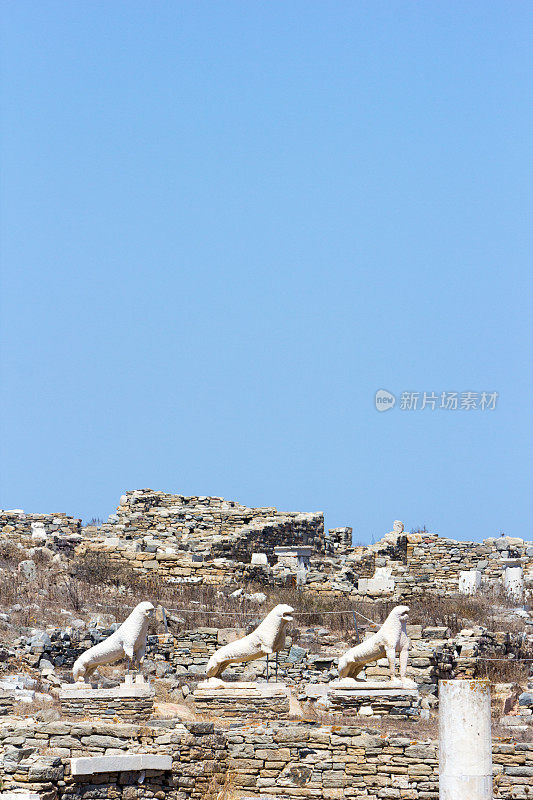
<box><xmin>85</xmin><ymin>489</ymin><xmax>325</xmax><ymax>564</ymax></box>
<box><xmin>0</xmin><ymin>510</ymin><xmax>81</xmax><ymax>540</ymax></box>
<box><xmin>1</xmin><ymin>719</ymin><xmax>532</xmax><ymax>800</ymax></box>
<box><xmin>3</xmin><ymin>492</ymin><xmax>531</xmax><ymax>600</ymax></box>
<box><xmin>352</xmin><ymin>531</ymin><xmax>533</xmax><ymax>598</ymax></box>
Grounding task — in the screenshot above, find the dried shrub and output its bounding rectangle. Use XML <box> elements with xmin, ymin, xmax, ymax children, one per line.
<box><xmin>71</xmin><ymin>552</ymin><xmax>136</xmax><ymax>587</ymax></box>
<box><xmin>0</xmin><ymin>541</ymin><xmax>24</xmax><ymax>566</ymax></box>
<box><xmin>406</xmin><ymin>591</ymin><xmax>523</xmax><ymax>635</ymax></box>
<box><xmin>478</xmin><ymin>655</ymin><xmax>532</xmax><ymax>684</ymax></box>
<box><xmin>86</xmin><ymin>517</ymin><xmax>105</xmax><ymax>527</ymax></box>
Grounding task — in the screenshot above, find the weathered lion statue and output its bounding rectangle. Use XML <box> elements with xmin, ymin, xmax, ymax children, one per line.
<box><xmin>202</xmin><ymin>603</ymin><xmax>294</xmax><ymax>682</ymax></box>
<box><xmin>72</xmin><ymin>601</ymin><xmax>154</xmax><ymax>682</ymax></box>
<box><xmin>337</xmin><ymin>605</ymin><xmax>414</xmax><ymax>687</ymax></box>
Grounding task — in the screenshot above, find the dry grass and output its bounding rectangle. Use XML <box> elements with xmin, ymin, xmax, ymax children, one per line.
<box><xmin>0</xmin><ymin>541</ymin><xmax>26</xmax><ymax>566</ymax></box>
<box><xmin>0</xmin><ymin>544</ymin><xmax>529</xmax><ymax>665</ymax></box>
<box><xmin>211</xmin><ymin>770</ymin><xmax>235</xmax><ymax>800</ymax></box>
<box><xmin>12</xmin><ymin>688</ymin><xmax>61</xmax><ymax>718</ymax></box>
<box><xmin>0</xmin><ymin>545</ymin><xmax>400</xmax><ymax>637</ymax></box>
<box><xmin>307</xmin><ymin>708</ymin><xmax>532</xmax><ymax>744</ymax></box>
<box><xmin>296</xmin><ymin>703</ymin><xmax>440</xmax><ymax>739</ymax></box>
<box><xmin>0</xmin><ymin>552</ymin><xmax>158</xmax><ymax>633</ymax></box>
<box><xmin>406</xmin><ymin>591</ymin><xmax>524</xmax><ymax>634</ymax></box>
<box><xmin>478</xmin><ymin>656</ymin><xmax>532</xmax><ymax>684</ymax></box>
<box><xmin>153</xmin><ymin>680</ymin><xmax>175</xmax><ymax>703</ymax></box>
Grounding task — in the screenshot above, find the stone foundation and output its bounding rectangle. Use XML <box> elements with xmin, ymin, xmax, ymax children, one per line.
<box><xmin>193</xmin><ymin>681</ymin><xmax>291</xmax><ymax>719</ymax></box>
<box><xmin>59</xmin><ymin>678</ymin><xmax>155</xmax><ymax>722</ymax></box>
<box><xmin>1</xmin><ymin>718</ymin><xmax>532</xmax><ymax>800</ymax></box>
<box><xmin>328</xmin><ymin>685</ymin><xmax>421</xmax><ymax>717</ymax></box>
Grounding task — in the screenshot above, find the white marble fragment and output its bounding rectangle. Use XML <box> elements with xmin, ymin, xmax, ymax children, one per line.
<box><xmin>71</xmin><ymin>754</ymin><xmax>171</xmax><ymax>776</ymax></box>
<box><xmin>503</xmin><ymin>566</ymin><xmax>524</xmax><ymax>601</ymax></box>
<box><xmin>459</xmin><ymin>570</ymin><xmax>481</xmax><ymax>595</ymax></box>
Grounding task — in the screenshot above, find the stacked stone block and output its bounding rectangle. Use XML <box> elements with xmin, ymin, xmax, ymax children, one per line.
<box><xmin>345</xmin><ymin>531</ymin><xmax>533</xmax><ymax>600</ymax></box>
<box><xmin>59</xmin><ymin>692</ymin><xmax>154</xmax><ymax>723</ymax></box>
<box><xmin>97</xmin><ymin>489</ymin><xmax>325</xmax><ymax>561</ymax></box>
<box><xmin>0</xmin><ymin>511</ymin><xmax>81</xmax><ymax>541</ymax></box>
<box><xmin>0</xmin><ymin>719</ymin><xmax>227</xmax><ymax>800</ymax></box>
<box><xmin>0</xmin><ymin>690</ymin><xmax>14</xmax><ymax>716</ymax></box>
<box><xmin>193</xmin><ymin>684</ymin><xmax>290</xmax><ymax>719</ymax></box>
<box><xmin>2</xmin><ymin>719</ymin><xmax>532</xmax><ymax>800</ymax></box>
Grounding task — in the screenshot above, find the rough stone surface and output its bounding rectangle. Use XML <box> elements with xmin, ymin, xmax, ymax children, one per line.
<box><xmin>0</xmin><ymin>718</ymin><xmax>532</xmax><ymax>800</ymax></box>
<box><xmin>193</xmin><ymin>681</ymin><xmax>291</xmax><ymax>719</ymax></box>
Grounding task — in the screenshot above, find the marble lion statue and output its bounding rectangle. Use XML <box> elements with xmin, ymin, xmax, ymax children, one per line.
<box><xmin>72</xmin><ymin>601</ymin><xmax>155</xmax><ymax>682</ymax></box>
<box><xmin>204</xmin><ymin>603</ymin><xmax>294</xmax><ymax>680</ymax></box>
<box><xmin>337</xmin><ymin>605</ymin><xmax>414</xmax><ymax>687</ymax></box>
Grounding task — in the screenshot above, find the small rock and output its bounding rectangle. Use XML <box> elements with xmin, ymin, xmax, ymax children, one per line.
<box><xmin>247</xmin><ymin>592</ymin><xmax>267</xmax><ymax>604</ymax></box>
<box><xmin>18</xmin><ymin>559</ymin><xmax>37</xmax><ymax>581</ymax></box>
<box><xmin>518</xmin><ymin>692</ymin><xmax>533</xmax><ymax>707</ymax></box>
<box><xmin>29</xmin><ymin>631</ymin><xmax>51</xmax><ymax>652</ymax></box>
<box><xmin>155</xmin><ymin>662</ymin><xmax>171</xmax><ymax>678</ymax></box>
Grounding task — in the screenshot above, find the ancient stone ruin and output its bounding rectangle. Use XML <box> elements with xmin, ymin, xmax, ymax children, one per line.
<box><xmin>0</xmin><ymin>488</ymin><xmax>532</xmax><ymax>799</ymax></box>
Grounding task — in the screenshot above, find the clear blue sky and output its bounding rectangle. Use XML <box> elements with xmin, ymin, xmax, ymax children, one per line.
<box><xmin>1</xmin><ymin>2</ymin><xmax>531</xmax><ymax>541</ymax></box>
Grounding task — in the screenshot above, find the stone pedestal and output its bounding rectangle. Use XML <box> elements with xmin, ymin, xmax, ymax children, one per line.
<box><xmin>307</xmin><ymin>680</ymin><xmax>421</xmax><ymax>718</ymax></box>
<box><xmin>193</xmin><ymin>681</ymin><xmax>291</xmax><ymax>719</ymax></box>
<box><xmin>59</xmin><ymin>675</ymin><xmax>154</xmax><ymax>721</ymax></box>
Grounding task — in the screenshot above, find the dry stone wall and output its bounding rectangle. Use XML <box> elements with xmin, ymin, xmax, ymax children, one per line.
<box><xmin>98</xmin><ymin>490</ymin><xmax>325</xmax><ymax>561</ymax></box>
<box><xmin>0</xmin><ymin>691</ymin><xmax>14</xmax><ymax>716</ymax></box>
<box><xmin>2</xmin><ymin>492</ymin><xmax>532</xmax><ymax>603</ymax></box>
<box><xmin>335</xmin><ymin>532</ymin><xmax>533</xmax><ymax>600</ymax></box>
<box><xmin>1</xmin><ymin>718</ymin><xmax>532</xmax><ymax>800</ymax></box>
<box><xmin>392</xmin><ymin>532</ymin><xmax>533</xmax><ymax>593</ymax></box>
<box><xmin>75</xmin><ymin>490</ymin><xmax>324</xmax><ymax>586</ymax></box>
<box><xmin>0</xmin><ymin>719</ymin><xmax>227</xmax><ymax>800</ymax></box>
<box><xmin>74</xmin><ymin>492</ymin><xmax>533</xmax><ymax>599</ymax></box>
<box><xmin>0</xmin><ymin>511</ymin><xmax>81</xmax><ymax>541</ymax></box>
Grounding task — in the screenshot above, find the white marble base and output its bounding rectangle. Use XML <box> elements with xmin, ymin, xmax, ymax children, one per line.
<box><xmin>61</xmin><ymin>674</ymin><xmax>153</xmax><ymax>699</ymax></box>
<box><xmin>330</xmin><ymin>677</ymin><xmax>418</xmax><ymax>691</ymax></box>
<box><xmin>195</xmin><ymin>680</ymin><xmax>289</xmax><ymax>697</ymax></box>
<box><xmin>59</xmin><ymin>675</ymin><xmax>155</xmax><ymax>721</ymax></box>
<box><xmin>71</xmin><ymin>754</ymin><xmax>171</xmax><ymax>776</ymax></box>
